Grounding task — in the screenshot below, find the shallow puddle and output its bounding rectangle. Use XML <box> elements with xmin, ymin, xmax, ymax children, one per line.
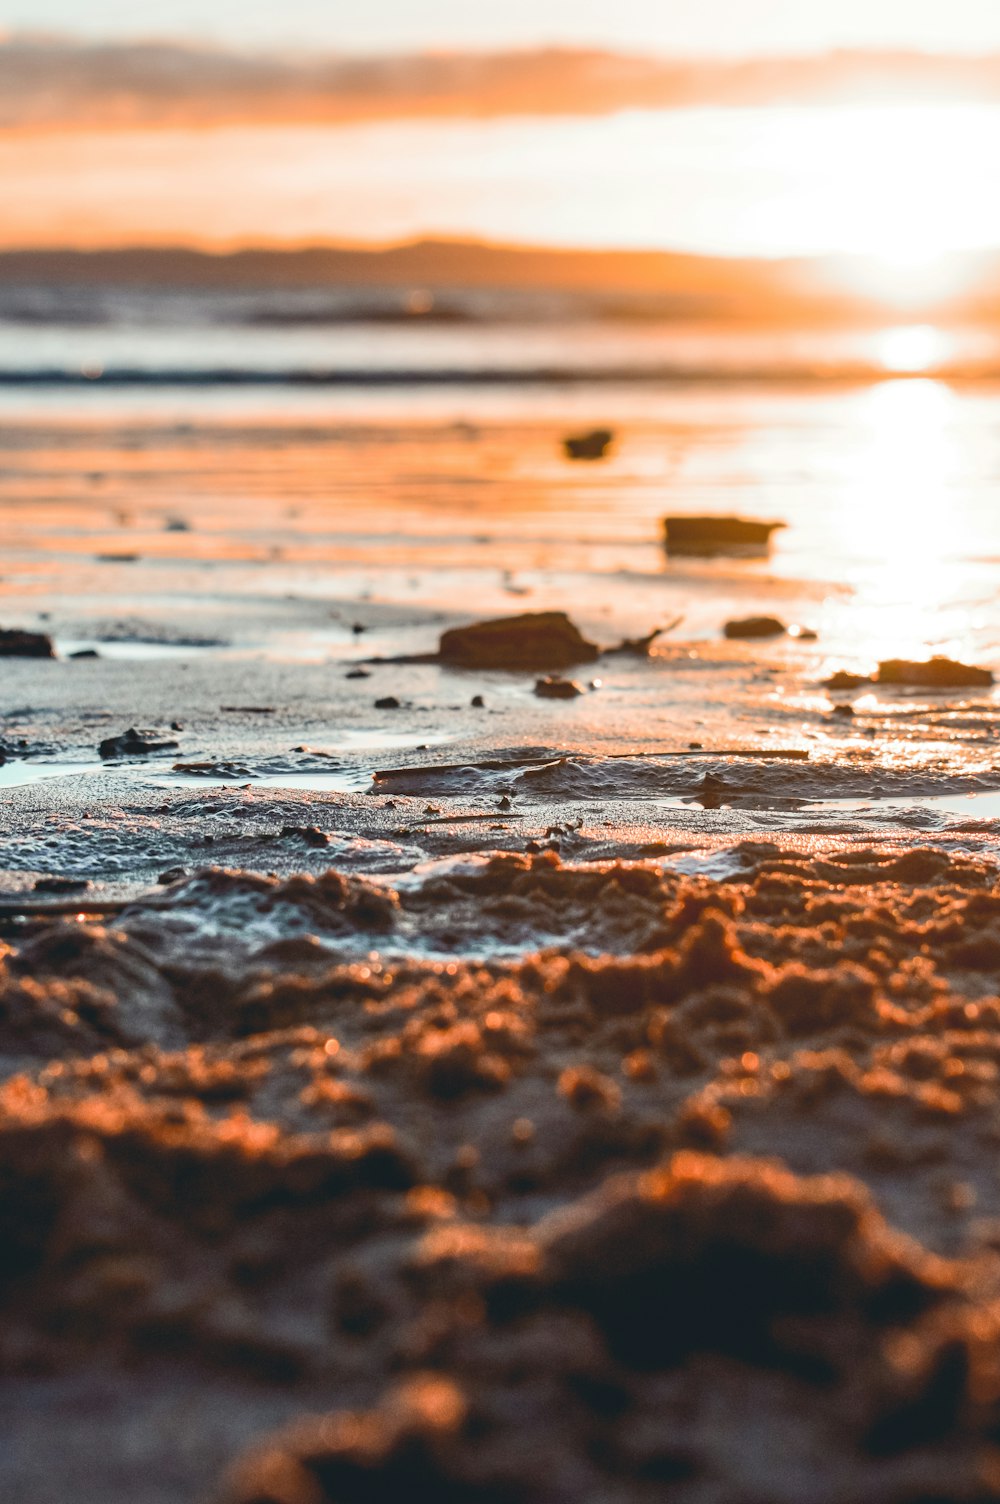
<box><xmin>0</xmin><ymin>760</ymin><xmax>104</xmax><ymax>790</ymax></box>
<box><xmin>813</xmin><ymin>790</ymin><xmax>1000</xmax><ymax>824</ymax></box>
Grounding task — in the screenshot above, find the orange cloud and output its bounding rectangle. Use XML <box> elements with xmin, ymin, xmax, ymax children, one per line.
<box><xmin>6</xmin><ymin>37</ymin><xmax>1000</xmax><ymax>130</ymax></box>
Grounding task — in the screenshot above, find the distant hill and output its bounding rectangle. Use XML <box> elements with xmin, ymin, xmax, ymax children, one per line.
<box><xmin>1</xmin><ymin>241</ymin><xmax>997</xmax><ymax>323</ymax></box>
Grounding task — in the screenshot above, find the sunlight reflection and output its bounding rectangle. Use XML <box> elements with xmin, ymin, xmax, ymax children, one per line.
<box><xmin>832</xmin><ymin>380</ymin><xmax>974</xmax><ymax>660</ymax></box>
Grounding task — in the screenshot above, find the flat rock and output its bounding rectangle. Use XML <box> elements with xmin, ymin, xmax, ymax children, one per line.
<box><xmin>440</xmin><ymin>612</ymin><xmax>599</xmax><ymax>671</ymax></box>
<box><xmin>0</xmin><ymin>628</ymin><xmax>55</xmax><ymax>658</ymax></box>
<box><xmin>876</xmin><ymin>657</ymin><xmax>994</xmax><ymax>689</ymax></box>
<box><xmin>98</xmin><ymin>727</ymin><xmax>181</xmax><ymax>760</ymax></box>
<box><xmin>723</xmin><ymin>616</ymin><xmax>787</xmax><ymax>640</ymax></box>
<box><xmin>825</xmin><ymin>670</ymin><xmax>871</xmax><ymax>691</ymax></box>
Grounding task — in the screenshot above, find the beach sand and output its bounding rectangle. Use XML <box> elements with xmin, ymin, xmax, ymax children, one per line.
<box><xmin>5</xmin><ymin>392</ymin><xmax>1000</xmax><ymax>1500</ymax></box>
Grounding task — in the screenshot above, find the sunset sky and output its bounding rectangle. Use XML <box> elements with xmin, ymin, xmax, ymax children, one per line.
<box><xmin>9</xmin><ymin>0</ymin><xmax>1000</xmax><ymax>53</ymax></box>
<box><xmin>6</xmin><ymin>2</ymin><xmax>1000</xmax><ymax>261</ymax></box>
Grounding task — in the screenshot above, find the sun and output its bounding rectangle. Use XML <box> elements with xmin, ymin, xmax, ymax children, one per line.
<box><xmin>876</xmin><ymin>324</ymin><xmax>950</xmax><ymax>373</ymax></box>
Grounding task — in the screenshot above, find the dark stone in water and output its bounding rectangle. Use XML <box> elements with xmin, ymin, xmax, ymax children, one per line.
<box><xmin>664</xmin><ymin>516</ymin><xmax>784</xmax><ymax>556</ymax></box>
<box><xmin>346</xmin><ymin>668</ymin><xmax>371</xmax><ymax>679</ymax></box>
<box><xmin>534</xmin><ymin>676</ymin><xmax>583</xmax><ymax>699</ymax></box>
<box><xmin>69</xmin><ymin>648</ymin><xmax>100</xmax><ymax>660</ymax></box>
<box><xmin>0</xmin><ymin>628</ymin><xmax>55</xmax><ymax>658</ymax></box>
<box><xmin>825</xmin><ymin>671</ymin><xmax>871</xmax><ymax>691</ymax></box>
<box><xmin>876</xmin><ymin>657</ymin><xmax>994</xmax><ymax>689</ymax></box>
<box><xmin>98</xmin><ymin>727</ymin><xmax>180</xmax><ymax>760</ymax></box>
<box><xmin>563</xmin><ymin>428</ymin><xmax>614</xmax><ymax>461</ymax></box>
<box><xmin>375</xmin><ymin>696</ymin><xmax>401</xmax><ymax>710</ymax></box>
<box><xmin>440</xmin><ymin>612</ymin><xmax>599</xmax><ymax>671</ymax></box>
<box><xmin>724</xmin><ymin>617</ymin><xmax>787</xmax><ymax>640</ymax></box>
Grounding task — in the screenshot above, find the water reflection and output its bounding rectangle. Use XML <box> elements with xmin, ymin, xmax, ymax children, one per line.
<box><xmin>829</xmin><ymin>379</ymin><xmax>985</xmax><ymax>661</ymax></box>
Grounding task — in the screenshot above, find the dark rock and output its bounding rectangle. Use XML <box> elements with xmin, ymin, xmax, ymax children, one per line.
<box><xmin>98</xmin><ymin>727</ymin><xmax>180</xmax><ymax>760</ymax></box>
<box><xmin>724</xmin><ymin>617</ymin><xmax>787</xmax><ymax>640</ymax></box>
<box><xmin>876</xmin><ymin>657</ymin><xmax>994</xmax><ymax>689</ymax></box>
<box><xmin>375</xmin><ymin>696</ymin><xmax>401</xmax><ymax>710</ymax></box>
<box><xmin>563</xmin><ymin>428</ymin><xmax>614</xmax><ymax>461</ymax></box>
<box><xmin>471</xmin><ymin>695</ymin><xmax>485</xmax><ymax>708</ymax></box>
<box><xmin>33</xmin><ymin>877</ymin><xmax>90</xmax><ymax>894</ymax></box>
<box><xmin>347</xmin><ymin>668</ymin><xmax>371</xmax><ymax>679</ymax></box>
<box><xmin>156</xmin><ymin>867</ymin><xmax>188</xmax><ymax>885</ymax></box>
<box><xmin>440</xmin><ymin>612</ymin><xmax>599</xmax><ymax>671</ymax></box>
<box><xmin>69</xmin><ymin>648</ymin><xmax>100</xmax><ymax>659</ymax></box>
<box><xmin>825</xmin><ymin>671</ymin><xmax>871</xmax><ymax>691</ymax></box>
<box><xmin>534</xmin><ymin>676</ymin><xmax>583</xmax><ymax>699</ymax></box>
<box><xmin>281</xmin><ymin>825</ymin><xmax>331</xmax><ymax>847</ymax></box>
<box><xmin>664</xmin><ymin>516</ymin><xmax>784</xmax><ymax>555</ymax></box>
<box><xmin>0</xmin><ymin>628</ymin><xmax>55</xmax><ymax>658</ymax></box>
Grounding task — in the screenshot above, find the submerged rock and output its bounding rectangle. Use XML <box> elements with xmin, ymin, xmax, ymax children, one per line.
<box><xmin>724</xmin><ymin>616</ymin><xmax>787</xmax><ymax>640</ymax></box>
<box><xmin>876</xmin><ymin>657</ymin><xmax>994</xmax><ymax>689</ymax></box>
<box><xmin>440</xmin><ymin>612</ymin><xmax>600</xmax><ymax>671</ymax></box>
<box><xmin>0</xmin><ymin>627</ymin><xmax>55</xmax><ymax>658</ymax></box>
<box><xmin>563</xmin><ymin>428</ymin><xmax>614</xmax><ymax>461</ymax></box>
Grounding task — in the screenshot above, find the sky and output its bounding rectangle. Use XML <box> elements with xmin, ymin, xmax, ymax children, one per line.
<box><xmin>8</xmin><ymin>0</ymin><xmax>1000</xmax><ymax>55</ymax></box>
<box><xmin>8</xmin><ymin>1</ymin><xmax>1000</xmax><ymax>258</ymax></box>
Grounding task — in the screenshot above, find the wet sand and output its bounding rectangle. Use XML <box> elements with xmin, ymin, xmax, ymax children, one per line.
<box><xmin>5</xmin><ymin>391</ymin><xmax>1000</xmax><ymax>1500</ymax></box>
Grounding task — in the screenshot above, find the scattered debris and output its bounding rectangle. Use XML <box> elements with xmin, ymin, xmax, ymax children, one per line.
<box><xmin>664</xmin><ymin>515</ymin><xmax>785</xmax><ymax>555</ymax></box>
<box><xmin>534</xmin><ymin>676</ymin><xmax>584</xmax><ymax>699</ymax></box>
<box><xmin>98</xmin><ymin>727</ymin><xmax>180</xmax><ymax>760</ymax></box>
<box><xmin>604</xmin><ymin>619</ymin><xmax>683</xmax><ymax>656</ymax></box>
<box><xmin>563</xmin><ymin>427</ymin><xmax>614</xmax><ymax>461</ymax></box>
<box><xmin>0</xmin><ymin>628</ymin><xmax>55</xmax><ymax>658</ymax></box>
<box><xmin>876</xmin><ymin>657</ymin><xmax>995</xmax><ymax>688</ymax></box>
<box><xmin>724</xmin><ymin>616</ymin><xmax>787</xmax><ymax>640</ymax></box>
<box><xmin>440</xmin><ymin>612</ymin><xmax>600</xmax><ymax>671</ymax></box>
